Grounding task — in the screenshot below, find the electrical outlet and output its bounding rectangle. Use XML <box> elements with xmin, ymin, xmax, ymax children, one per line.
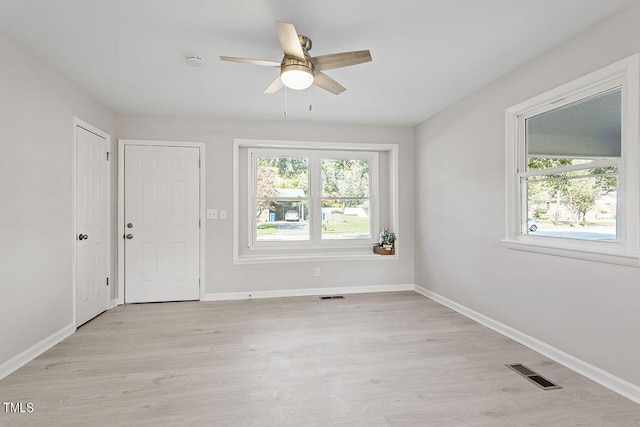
<box><xmin>206</xmin><ymin>209</ymin><xmax>218</xmax><ymax>220</ymax></box>
<box><xmin>314</xmin><ymin>267</ymin><xmax>320</xmax><ymax>278</ymax></box>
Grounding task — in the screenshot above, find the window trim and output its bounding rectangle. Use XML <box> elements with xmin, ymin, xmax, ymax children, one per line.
<box><xmin>247</xmin><ymin>148</ymin><xmax>379</xmax><ymax>249</ymax></box>
<box><xmin>233</xmin><ymin>139</ymin><xmax>399</xmax><ymax>264</ymax></box>
<box><xmin>503</xmin><ymin>54</ymin><xmax>640</xmax><ymax>267</ymax></box>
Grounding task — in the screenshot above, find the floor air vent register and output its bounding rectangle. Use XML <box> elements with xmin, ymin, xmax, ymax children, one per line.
<box><xmin>319</xmin><ymin>296</ymin><xmax>345</xmax><ymax>300</ymax></box>
<box><xmin>507</xmin><ymin>364</ymin><xmax>562</xmax><ymax>390</ymax></box>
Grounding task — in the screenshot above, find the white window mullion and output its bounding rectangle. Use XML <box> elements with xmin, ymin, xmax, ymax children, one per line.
<box><xmin>520</xmin><ymin>158</ymin><xmax>620</xmax><ymax>177</ymax></box>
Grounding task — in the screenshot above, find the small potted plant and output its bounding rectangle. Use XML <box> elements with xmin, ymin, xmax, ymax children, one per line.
<box><xmin>374</xmin><ymin>228</ymin><xmax>396</xmax><ymax>255</ymax></box>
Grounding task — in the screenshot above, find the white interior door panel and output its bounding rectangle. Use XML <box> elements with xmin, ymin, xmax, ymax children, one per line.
<box><xmin>76</xmin><ymin>126</ymin><xmax>109</xmax><ymax>325</ymax></box>
<box><xmin>124</xmin><ymin>145</ymin><xmax>200</xmax><ymax>303</ymax></box>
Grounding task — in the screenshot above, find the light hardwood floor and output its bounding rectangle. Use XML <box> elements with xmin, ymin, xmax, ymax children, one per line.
<box><xmin>0</xmin><ymin>291</ymin><xmax>638</xmax><ymax>426</ymax></box>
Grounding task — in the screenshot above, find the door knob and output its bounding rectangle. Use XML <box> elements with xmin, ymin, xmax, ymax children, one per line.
<box><xmin>125</xmin><ymin>234</ymin><xmax>134</xmax><ymax>240</ymax></box>
<box><xmin>78</xmin><ymin>234</ymin><xmax>88</xmax><ymax>240</ymax></box>
<box><xmin>127</xmin><ymin>223</ymin><xmax>134</xmax><ymax>229</ymax></box>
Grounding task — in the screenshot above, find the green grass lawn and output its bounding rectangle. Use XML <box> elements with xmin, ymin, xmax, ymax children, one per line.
<box><xmin>324</xmin><ymin>215</ymin><xmax>370</xmax><ymax>233</ymax></box>
<box><xmin>535</xmin><ymin>218</ymin><xmax>616</xmax><ymax>229</ymax></box>
<box><xmin>257</xmin><ymin>215</ymin><xmax>370</xmax><ymax>235</ymax></box>
<box><xmin>257</xmin><ymin>223</ymin><xmax>279</xmax><ymax>235</ymax></box>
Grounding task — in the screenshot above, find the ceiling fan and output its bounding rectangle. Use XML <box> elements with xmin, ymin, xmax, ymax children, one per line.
<box><xmin>220</xmin><ymin>21</ymin><xmax>372</xmax><ymax>95</ymax></box>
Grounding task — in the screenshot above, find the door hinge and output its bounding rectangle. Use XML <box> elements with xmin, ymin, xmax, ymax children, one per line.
<box><xmin>106</xmin><ymin>152</ymin><xmax>110</xmax><ymax>161</ymax></box>
<box><xmin>106</xmin><ymin>277</ymin><xmax>109</xmax><ymax>287</ymax></box>
<box><xmin>198</xmin><ymin>159</ymin><xmax>201</xmax><ymax>168</ymax></box>
<box><xmin>199</xmin><ymin>219</ymin><xmax>201</xmax><ymax>228</ymax></box>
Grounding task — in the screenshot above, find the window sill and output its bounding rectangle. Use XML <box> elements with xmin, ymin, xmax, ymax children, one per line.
<box><xmin>502</xmin><ymin>238</ymin><xmax>640</xmax><ymax>267</ymax></box>
<box><xmin>248</xmin><ymin>240</ymin><xmax>377</xmax><ymax>251</ymax></box>
<box><xmin>233</xmin><ymin>251</ymin><xmax>399</xmax><ymax>265</ymax></box>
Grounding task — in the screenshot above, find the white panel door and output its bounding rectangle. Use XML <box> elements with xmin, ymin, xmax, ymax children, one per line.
<box><xmin>76</xmin><ymin>126</ymin><xmax>110</xmax><ymax>326</ymax></box>
<box><xmin>124</xmin><ymin>145</ymin><xmax>200</xmax><ymax>303</ymax></box>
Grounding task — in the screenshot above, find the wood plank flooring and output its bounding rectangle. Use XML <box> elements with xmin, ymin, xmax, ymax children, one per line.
<box><xmin>0</xmin><ymin>291</ymin><xmax>638</xmax><ymax>426</ymax></box>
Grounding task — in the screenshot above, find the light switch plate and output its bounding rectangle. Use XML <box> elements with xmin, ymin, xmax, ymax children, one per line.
<box><xmin>206</xmin><ymin>209</ymin><xmax>218</xmax><ymax>220</ymax></box>
<box><xmin>220</xmin><ymin>210</ymin><xmax>227</xmax><ymax>219</ymax></box>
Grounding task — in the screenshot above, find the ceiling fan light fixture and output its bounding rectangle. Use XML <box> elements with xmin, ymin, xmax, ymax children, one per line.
<box><xmin>280</xmin><ymin>58</ymin><xmax>314</xmax><ymax>90</ymax></box>
<box><xmin>281</xmin><ymin>69</ymin><xmax>314</xmax><ymax>90</ymax></box>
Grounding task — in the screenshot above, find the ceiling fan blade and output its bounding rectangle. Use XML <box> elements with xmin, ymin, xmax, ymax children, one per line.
<box><xmin>311</xmin><ymin>50</ymin><xmax>372</xmax><ymax>71</ymax></box>
<box><xmin>276</xmin><ymin>21</ymin><xmax>306</xmax><ymax>62</ymax></box>
<box><xmin>264</xmin><ymin>76</ymin><xmax>284</xmax><ymax>94</ymax></box>
<box><xmin>219</xmin><ymin>56</ymin><xmax>280</xmax><ymax>67</ymax></box>
<box><xmin>313</xmin><ymin>72</ymin><xmax>346</xmax><ymax>95</ymax></box>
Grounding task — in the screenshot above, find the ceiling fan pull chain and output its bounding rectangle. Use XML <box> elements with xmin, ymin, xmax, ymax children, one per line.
<box><xmin>309</xmin><ymin>86</ymin><xmax>313</xmax><ymax>111</ymax></box>
<box><xmin>284</xmin><ymin>86</ymin><xmax>288</xmax><ymax>117</ymax></box>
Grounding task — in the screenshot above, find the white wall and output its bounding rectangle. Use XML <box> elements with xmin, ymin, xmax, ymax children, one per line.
<box><xmin>0</xmin><ymin>34</ymin><xmax>115</xmax><ymax>366</ymax></box>
<box><xmin>116</xmin><ymin>115</ymin><xmax>415</xmax><ymax>296</ymax></box>
<box><xmin>415</xmin><ymin>3</ymin><xmax>640</xmax><ymax>388</ymax></box>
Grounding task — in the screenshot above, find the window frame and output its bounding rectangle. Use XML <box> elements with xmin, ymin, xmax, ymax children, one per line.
<box><xmin>247</xmin><ymin>147</ymin><xmax>379</xmax><ymax>249</ymax></box>
<box><xmin>233</xmin><ymin>138</ymin><xmax>401</xmax><ymax>264</ymax></box>
<box><xmin>503</xmin><ymin>54</ymin><xmax>640</xmax><ymax>266</ymax></box>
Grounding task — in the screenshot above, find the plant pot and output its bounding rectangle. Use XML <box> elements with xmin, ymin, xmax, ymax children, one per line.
<box><xmin>373</xmin><ymin>245</ymin><xmax>395</xmax><ymax>255</ymax></box>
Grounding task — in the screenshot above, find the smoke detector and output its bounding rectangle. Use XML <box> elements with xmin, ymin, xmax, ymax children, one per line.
<box><xmin>186</xmin><ymin>56</ymin><xmax>206</xmax><ymax>67</ymax></box>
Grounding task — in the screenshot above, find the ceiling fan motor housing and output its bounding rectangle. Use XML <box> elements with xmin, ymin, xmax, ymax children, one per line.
<box><xmin>298</xmin><ymin>35</ymin><xmax>312</xmax><ymax>52</ymax></box>
<box><xmin>281</xmin><ymin>56</ymin><xmax>314</xmax><ymax>75</ymax></box>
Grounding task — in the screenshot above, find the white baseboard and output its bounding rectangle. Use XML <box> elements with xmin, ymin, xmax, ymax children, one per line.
<box><xmin>204</xmin><ymin>284</ymin><xmax>414</xmax><ymax>301</ymax></box>
<box><xmin>0</xmin><ymin>323</ymin><xmax>75</xmax><ymax>381</ymax></box>
<box><xmin>414</xmin><ymin>285</ymin><xmax>640</xmax><ymax>404</ymax></box>
<box><xmin>108</xmin><ymin>298</ymin><xmax>118</xmax><ymax>309</ymax></box>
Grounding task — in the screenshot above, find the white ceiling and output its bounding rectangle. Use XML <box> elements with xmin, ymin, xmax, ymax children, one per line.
<box><xmin>0</xmin><ymin>0</ymin><xmax>637</xmax><ymax>126</ymax></box>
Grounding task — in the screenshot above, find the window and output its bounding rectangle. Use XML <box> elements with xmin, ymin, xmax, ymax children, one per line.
<box><xmin>524</xmin><ymin>88</ymin><xmax>620</xmax><ymax>241</ymax></box>
<box><xmin>249</xmin><ymin>148</ymin><xmax>378</xmax><ymax>246</ymax></box>
<box><xmin>321</xmin><ymin>158</ymin><xmax>372</xmax><ymax>240</ymax></box>
<box><xmin>254</xmin><ymin>153</ymin><xmax>310</xmax><ymax>242</ymax></box>
<box><xmin>234</xmin><ymin>139</ymin><xmax>398</xmax><ymax>263</ymax></box>
<box><xmin>504</xmin><ymin>55</ymin><xmax>640</xmax><ymax>266</ymax></box>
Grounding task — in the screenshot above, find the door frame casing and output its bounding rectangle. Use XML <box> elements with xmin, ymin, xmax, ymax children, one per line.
<box><xmin>73</xmin><ymin>117</ymin><xmax>111</xmax><ymax>327</ymax></box>
<box><xmin>117</xmin><ymin>139</ymin><xmax>206</xmax><ymax>304</ymax></box>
